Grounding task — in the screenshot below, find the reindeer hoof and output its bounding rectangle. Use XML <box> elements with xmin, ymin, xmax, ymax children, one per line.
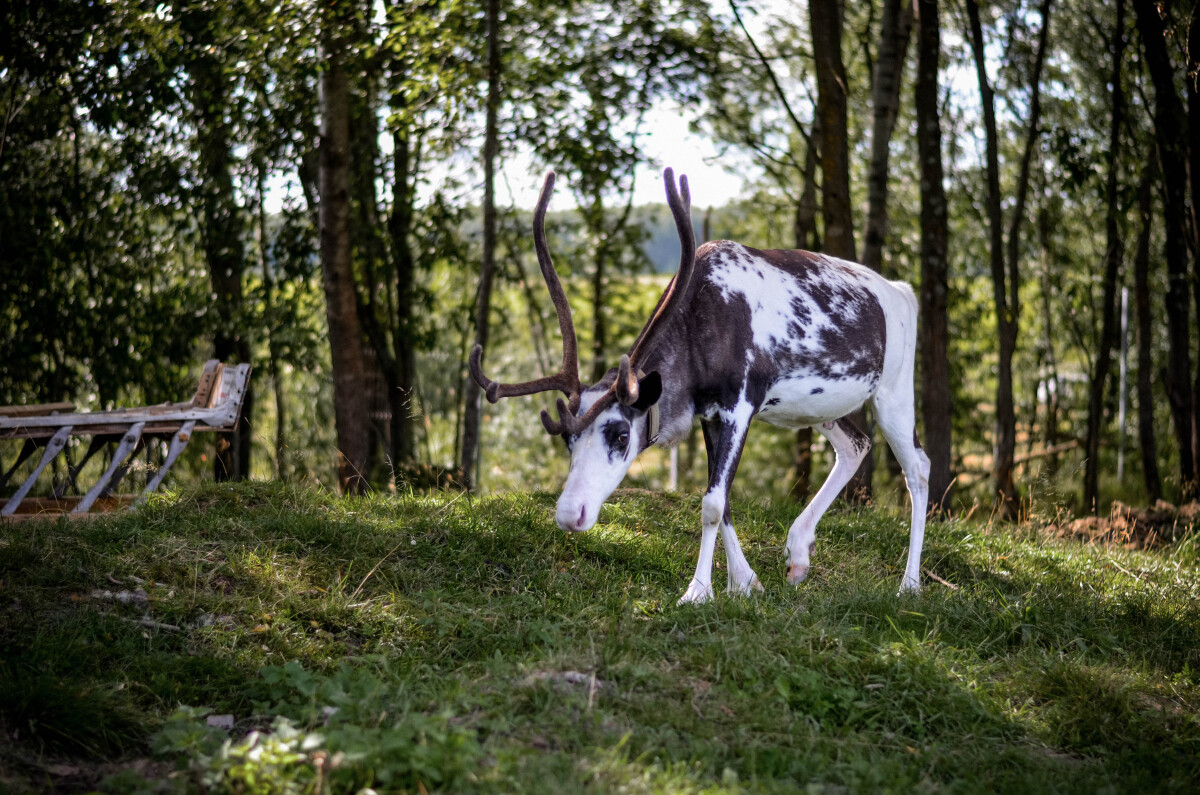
<box><xmin>678</xmin><ymin>580</ymin><xmax>714</xmax><ymax>605</ymax></box>
<box><xmin>728</xmin><ymin>575</ymin><xmax>763</xmax><ymax>597</ymax></box>
<box><xmin>786</xmin><ymin>563</ymin><xmax>810</xmax><ymax>586</ymax></box>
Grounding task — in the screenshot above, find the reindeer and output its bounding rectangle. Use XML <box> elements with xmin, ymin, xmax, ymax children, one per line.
<box><xmin>471</xmin><ymin>169</ymin><xmax>930</xmax><ymax>604</ymax></box>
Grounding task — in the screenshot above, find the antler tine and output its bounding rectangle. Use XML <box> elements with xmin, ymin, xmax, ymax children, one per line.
<box><xmin>540</xmin><ymin>392</ymin><xmax>618</xmax><ymax>437</ymax></box>
<box><xmin>614</xmin><ymin>169</ymin><xmax>698</xmax><ymax>406</ymax></box>
<box><xmin>468</xmin><ymin>172</ymin><xmax>583</xmax><ymax>410</ymax></box>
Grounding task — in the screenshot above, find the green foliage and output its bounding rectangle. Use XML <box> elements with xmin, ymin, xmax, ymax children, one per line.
<box><xmin>145</xmin><ymin>681</ymin><xmax>481</xmax><ymax>795</ymax></box>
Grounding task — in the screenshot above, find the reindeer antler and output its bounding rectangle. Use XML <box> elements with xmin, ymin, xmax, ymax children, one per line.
<box><xmin>469</xmin><ymin>172</ymin><xmax>582</xmax><ymax>412</ymax></box>
<box><xmin>541</xmin><ymin>168</ymin><xmax>695</xmax><ymax>436</ymax></box>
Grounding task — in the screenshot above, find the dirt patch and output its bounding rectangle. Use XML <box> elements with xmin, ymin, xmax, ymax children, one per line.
<box><xmin>1047</xmin><ymin>501</ymin><xmax>1199</xmax><ymax>549</ymax></box>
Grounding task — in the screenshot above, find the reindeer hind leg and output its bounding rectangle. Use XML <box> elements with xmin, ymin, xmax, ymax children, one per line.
<box><xmin>784</xmin><ymin>416</ymin><xmax>871</xmax><ymax>586</ymax></box>
<box><xmin>871</xmin><ymin>386</ymin><xmax>930</xmax><ymax>593</ymax></box>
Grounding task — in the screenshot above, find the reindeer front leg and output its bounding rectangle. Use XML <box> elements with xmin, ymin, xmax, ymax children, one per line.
<box><xmin>679</xmin><ymin>412</ymin><xmax>756</xmax><ymax>604</ymax></box>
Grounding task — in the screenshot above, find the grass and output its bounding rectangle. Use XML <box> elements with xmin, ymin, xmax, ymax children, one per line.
<box><xmin>1</xmin><ymin>481</ymin><xmax>1198</xmax><ymax>793</ymax></box>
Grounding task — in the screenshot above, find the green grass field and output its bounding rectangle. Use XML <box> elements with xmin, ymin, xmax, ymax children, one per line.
<box><xmin>1</xmin><ymin>482</ymin><xmax>1199</xmax><ymax>793</ymax></box>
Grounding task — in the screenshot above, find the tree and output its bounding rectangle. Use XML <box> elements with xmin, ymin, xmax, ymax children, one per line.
<box><xmin>318</xmin><ymin>8</ymin><xmax>370</xmax><ymax>495</ymax></box>
<box><xmin>965</xmin><ymin>0</ymin><xmax>1053</xmax><ymax>519</ymax></box>
<box><xmin>914</xmin><ymin>0</ymin><xmax>952</xmax><ymax>513</ymax></box>
<box><xmin>810</xmin><ymin>0</ymin><xmax>872</xmax><ymax>500</ymax></box>
<box><xmin>461</xmin><ymin>0</ymin><xmax>502</xmax><ymax>491</ymax></box>
<box><xmin>1132</xmin><ymin>0</ymin><xmax>1197</xmax><ymax>501</ymax></box>
<box><xmin>1133</xmin><ymin>164</ymin><xmax>1162</xmax><ymax>503</ymax></box>
<box><xmin>862</xmin><ymin>0</ymin><xmax>914</xmax><ymax>275</ymax></box>
<box><xmin>177</xmin><ymin>0</ymin><xmax>253</xmax><ymax>481</ymax></box>
<box><xmin>1083</xmin><ymin>0</ymin><xmax>1126</xmax><ymax>512</ymax></box>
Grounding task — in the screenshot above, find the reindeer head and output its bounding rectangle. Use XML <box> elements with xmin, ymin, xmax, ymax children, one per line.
<box><xmin>470</xmin><ymin>168</ymin><xmax>695</xmax><ymax>531</ymax></box>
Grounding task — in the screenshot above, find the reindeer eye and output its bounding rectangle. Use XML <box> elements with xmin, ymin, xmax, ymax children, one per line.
<box><xmin>603</xmin><ymin>421</ymin><xmax>631</xmax><ymax>455</ymax></box>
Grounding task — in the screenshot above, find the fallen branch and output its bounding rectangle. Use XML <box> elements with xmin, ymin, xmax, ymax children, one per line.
<box><xmin>123</xmin><ymin>616</ymin><xmax>181</xmax><ymax>632</ymax></box>
<box><xmin>923</xmin><ymin>568</ymin><xmax>959</xmax><ymax>590</ymax></box>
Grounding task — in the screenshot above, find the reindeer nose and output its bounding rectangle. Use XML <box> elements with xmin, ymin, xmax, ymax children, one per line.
<box><xmin>557</xmin><ymin>501</ymin><xmax>590</xmax><ymax>532</ymax></box>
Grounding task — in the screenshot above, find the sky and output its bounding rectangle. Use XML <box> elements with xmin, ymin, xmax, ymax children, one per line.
<box><xmin>494</xmin><ymin>100</ymin><xmax>758</xmax><ymax>211</ymax></box>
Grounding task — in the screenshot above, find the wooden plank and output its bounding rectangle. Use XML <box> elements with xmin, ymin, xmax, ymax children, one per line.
<box><xmin>73</xmin><ymin>422</ymin><xmax>145</xmax><ymax>514</ymax></box>
<box><xmin>191</xmin><ymin>360</ymin><xmax>221</xmax><ymax>408</ymax></box>
<box><xmin>1</xmin><ymin>422</ymin><xmax>234</xmax><ymax>440</ymax></box>
<box><xmin>0</xmin><ymin>495</ymin><xmax>137</xmax><ymax>521</ymax></box>
<box><xmin>0</xmin><ymin>402</ymin><xmax>75</xmax><ymax>418</ymax></box>
<box><xmin>0</xmin><ymin>405</ymin><xmax>230</xmax><ymax>430</ymax></box>
<box><xmin>0</xmin><ymin>426</ymin><xmax>72</xmax><ymax>517</ymax></box>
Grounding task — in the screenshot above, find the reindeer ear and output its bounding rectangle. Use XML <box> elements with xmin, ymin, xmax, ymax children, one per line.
<box><xmin>632</xmin><ymin>371</ymin><xmax>662</xmax><ymax>411</ymax></box>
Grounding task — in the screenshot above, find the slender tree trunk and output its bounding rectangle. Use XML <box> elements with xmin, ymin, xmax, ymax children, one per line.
<box><xmin>791</xmin><ymin>135</ymin><xmax>820</xmax><ymax>503</ymax></box>
<box><xmin>810</xmin><ymin>0</ymin><xmax>856</xmax><ymax>262</ymax></box>
<box><xmin>319</xmin><ymin>37</ymin><xmax>370</xmax><ymax>494</ymax></box>
<box><xmin>460</xmin><ymin>0</ymin><xmax>501</xmax><ymax>491</ymax></box>
<box><xmin>1188</xmin><ymin>3</ymin><xmax>1200</xmax><ymax>497</ymax></box>
<box><xmin>185</xmin><ymin>36</ymin><xmax>252</xmax><ymax>481</ymax></box>
<box><xmin>1038</xmin><ymin>205</ymin><xmax>1061</xmax><ymax>479</ymax></box>
<box><xmin>591</xmin><ymin>221</ymin><xmax>609</xmax><ymax>383</ymax></box>
<box><xmin>256</xmin><ymin>169</ymin><xmax>288</xmax><ymax>477</ymax></box>
<box><xmin>389</xmin><ymin>125</ymin><xmax>418</xmax><ymax>469</ymax></box>
<box><xmin>1132</xmin><ymin>165</ymin><xmax>1161</xmax><ymax>504</ymax></box>
<box><xmin>1134</xmin><ymin>166</ymin><xmax>1162</xmax><ymax>502</ymax></box>
<box><xmin>914</xmin><ymin>0</ymin><xmax>952</xmax><ymax>513</ymax></box>
<box><xmin>1133</xmin><ymin>0</ymin><xmax>1197</xmax><ymax>500</ymax></box>
<box><xmin>349</xmin><ymin>75</ymin><xmax>392</xmax><ymax>481</ymax></box>
<box><xmin>965</xmin><ymin>0</ymin><xmax>1009</xmax><ymax>513</ymax></box>
<box><xmin>862</xmin><ymin>0</ymin><xmax>914</xmax><ymax>275</ymax></box>
<box><xmin>1084</xmin><ymin>0</ymin><xmax>1125</xmax><ymax>513</ymax></box>
<box><xmin>811</xmin><ymin>0</ymin><xmax>870</xmax><ymax>501</ymax></box>
<box><xmin>966</xmin><ymin>0</ymin><xmax>1051</xmax><ymax>519</ymax></box>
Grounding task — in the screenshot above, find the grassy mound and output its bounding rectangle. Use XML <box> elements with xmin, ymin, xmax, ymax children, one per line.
<box><xmin>1</xmin><ymin>481</ymin><xmax>1198</xmax><ymax>792</ymax></box>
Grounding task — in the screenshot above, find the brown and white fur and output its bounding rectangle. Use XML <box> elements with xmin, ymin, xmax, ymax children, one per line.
<box><xmin>472</xmin><ymin>169</ymin><xmax>929</xmax><ymax>605</ymax></box>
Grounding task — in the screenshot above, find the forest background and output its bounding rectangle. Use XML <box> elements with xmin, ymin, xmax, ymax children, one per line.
<box><xmin>2</xmin><ymin>0</ymin><xmax>1199</xmax><ymax>519</ymax></box>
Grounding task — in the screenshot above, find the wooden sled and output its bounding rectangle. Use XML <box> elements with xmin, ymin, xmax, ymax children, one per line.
<box><xmin>0</xmin><ymin>360</ymin><xmax>250</xmax><ymax>518</ymax></box>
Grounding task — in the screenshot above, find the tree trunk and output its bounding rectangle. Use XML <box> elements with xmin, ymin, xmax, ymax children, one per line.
<box><xmin>257</xmin><ymin>169</ymin><xmax>288</xmax><ymax>478</ymax></box>
<box><xmin>590</xmin><ymin>221</ymin><xmax>609</xmax><ymax>383</ymax></box>
<box><xmin>349</xmin><ymin>75</ymin><xmax>393</xmax><ymax>482</ymax></box>
<box><xmin>1133</xmin><ymin>0</ymin><xmax>1197</xmax><ymax>500</ymax></box>
<box><xmin>1084</xmin><ymin>0</ymin><xmax>1125</xmax><ymax>513</ymax></box>
<box><xmin>811</xmin><ymin>0</ymin><xmax>870</xmax><ymax>501</ymax></box>
<box><xmin>791</xmin><ymin>136</ymin><xmax>820</xmax><ymax>503</ymax></box>
<box><xmin>388</xmin><ymin>125</ymin><xmax>418</xmax><ymax>470</ymax></box>
<box><xmin>319</xmin><ymin>38</ymin><xmax>370</xmax><ymax>494</ymax></box>
<box><xmin>185</xmin><ymin>31</ymin><xmax>252</xmax><ymax>481</ymax></box>
<box><xmin>966</xmin><ymin>0</ymin><xmax>1051</xmax><ymax>519</ymax></box>
<box><xmin>862</xmin><ymin>0</ymin><xmax>914</xmax><ymax>275</ymax></box>
<box><xmin>1133</xmin><ymin>166</ymin><xmax>1162</xmax><ymax>503</ymax></box>
<box><xmin>1038</xmin><ymin>206</ymin><xmax>1061</xmax><ymax>479</ymax></box>
<box><xmin>810</xmin><ymin>0</ymin><xmax>856</xmax><ymax>262</ymax></box>
<box><xmin>460</xmin><ymin>0</ymin><xmax>501</xmax><ymax>491</ymax></box>
<box><xmin>914</xmin><ymin>0</ymin><xmax>952</xmax><ymax>514</ymax></box>
<box><xmin>1189</xmin><ymin>4</ymin><xmax>1200</xmax><ymax>498</ymax></box>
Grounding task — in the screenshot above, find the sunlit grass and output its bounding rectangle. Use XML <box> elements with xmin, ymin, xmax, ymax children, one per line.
<box><xmin>1</xmin><ymin>481</ymin><xmax>1198</xmax><ymax>792</ymax></box>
